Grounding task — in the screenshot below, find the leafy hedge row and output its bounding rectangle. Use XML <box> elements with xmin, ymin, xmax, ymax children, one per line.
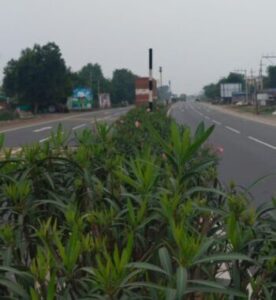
<box><xmin>0</xmin><ymin>106</ymin><xmax>275</xmax><ymax>299</ymax></box>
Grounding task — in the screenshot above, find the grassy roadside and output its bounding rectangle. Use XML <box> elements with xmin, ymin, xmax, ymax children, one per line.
<box><xmin>0</xmin><ymin>106</ymin><xmax>275</xmax><ymax>299</ymax></box>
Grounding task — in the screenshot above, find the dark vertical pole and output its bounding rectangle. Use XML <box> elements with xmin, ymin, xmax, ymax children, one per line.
<box><xmin>149</xmin><ymin>48</ymin><xmax>153</xmax><ymax>111</ymax></box>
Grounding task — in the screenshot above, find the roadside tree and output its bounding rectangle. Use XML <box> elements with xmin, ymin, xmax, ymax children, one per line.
<box><xmin>111</xmin><ymin>69</ymin><xmax>136</xmax><ymax>105</ymax></box>
<box><xmin>3</xmin><ymin>42</ymin><xmax>71</xmax><ymax>113</ymax></box>
<box><xmin>71</xmin><ymin>63</ymin><xmax>111</xmax><ymax>106</ymax></box>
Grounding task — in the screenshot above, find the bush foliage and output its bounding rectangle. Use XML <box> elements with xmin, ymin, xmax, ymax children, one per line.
<box><xmin>0</xmin><ymin>106</ymin><xmax>275</xmax><ymax>299</ymax></box>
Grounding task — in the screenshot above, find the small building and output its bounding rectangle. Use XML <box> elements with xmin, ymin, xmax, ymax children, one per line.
<box><xmin>232</xmin><ymin>92</ymin><xmax>246</xmax><ymax>104</ymax></box>
<box><xmin>135</xmin><ymin>77</ymin><xmax>157</xmax><ymax>106</ymax></box>
<box><xmin>257</xmin><ymin>90</ymin><xmax>276</xmax><ymax>106</ymax></box>
<box><xmin>0</xmin><ymin>94</ymin><xmax>9</xmax><ymax>110</ymax></box>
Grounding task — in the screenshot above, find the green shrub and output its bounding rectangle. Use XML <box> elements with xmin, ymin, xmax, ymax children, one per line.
<box><xmin>0</xmin><ymin>110</ymin><xmax>18</xmax><ymax>121</ymax></box>
<box><xmin>0</xmin><ymin>107</ymin><xmax>275</xmax><ymax>299</ymax></box>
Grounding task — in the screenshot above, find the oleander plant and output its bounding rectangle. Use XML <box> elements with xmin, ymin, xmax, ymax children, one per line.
<box><xmin>0</xmin><ymin>106</ymin><xmax>275</xmax><ymax>299</ymax></box>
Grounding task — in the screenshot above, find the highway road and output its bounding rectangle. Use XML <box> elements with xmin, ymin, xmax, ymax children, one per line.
<box><xmin>171</xmin><ymin>101</ymin><xmax>276</xmax><ymax>205</ymax></box>
<box><xmin>0</xmin><ymin>107</ymin><xmax>131</xmax><ymax>148</ymax></box>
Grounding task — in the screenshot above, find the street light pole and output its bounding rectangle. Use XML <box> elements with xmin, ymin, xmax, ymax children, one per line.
<box><xmin>149</xmin><ymin>48</ymin><xmax>153</xmax><ymax>111</ymax></box>
<box><xmin>159</xmin><ymin>66</ymin><xmax>163</xmax><ymax>87</ymax></box>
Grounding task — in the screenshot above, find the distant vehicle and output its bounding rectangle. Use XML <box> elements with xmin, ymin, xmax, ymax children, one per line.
<box><xmin>195</xmin><ymin>98</ymin><xmax>200</xmax><ymax>102</ymax></box>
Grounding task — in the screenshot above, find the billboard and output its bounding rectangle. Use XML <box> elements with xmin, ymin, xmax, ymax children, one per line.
<box><xmin>67</xmin><ymin>88</ymin><xmax>93</xmax><ymax>110</ymax></box>
<box><xmin>220</xmin><ymin>84</ymin><xmax>242</xmax><ymax>98</ymax></box>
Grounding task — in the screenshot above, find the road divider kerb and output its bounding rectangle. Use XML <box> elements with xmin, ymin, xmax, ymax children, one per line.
<box><xmin>167</xmin><ymin>106</ymin><xmax>173</xmax><ymax>117</ymax></box>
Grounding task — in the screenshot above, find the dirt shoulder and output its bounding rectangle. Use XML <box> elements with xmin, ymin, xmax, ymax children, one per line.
<box><xmin>203</xmin><ymin>103</ymin><xmax>276</xmax><ymax>127</ymax></box>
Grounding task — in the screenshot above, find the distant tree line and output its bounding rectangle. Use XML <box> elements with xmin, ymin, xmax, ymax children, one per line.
<box><xmin>203</xmin><ymin>73</ymin><xmax>244</xmax><ymax>100</ymax></box>
<box><xmin>2</xmin><ymin>42</ymin><xmax>137</xmax><ymax>113</ymax></box>
<box><xmin>203</xmin><ymin>68</ymin><xmax>276</xmax><ymax>100</ymax></box>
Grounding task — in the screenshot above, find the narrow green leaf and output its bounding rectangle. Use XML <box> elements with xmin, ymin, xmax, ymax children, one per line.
<box><xmin>159</xmin><ymin>247</ymin><xmax>173</xmax><ymax>276</ymax></box>
<box><xmin>176</xmin><ymin>266</ymin><xmax>187</xmax><ymax>300</ymax></box>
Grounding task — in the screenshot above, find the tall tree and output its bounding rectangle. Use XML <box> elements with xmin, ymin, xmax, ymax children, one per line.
<box><xmin>111</xmin><ymin>69</ymin><xmax>136</xmax><ymax>104</ymax></box>
<box><xmin>71</xmin><ymin>63</ymin><xmax>111</xmax><ymax>104</ymax></box>
<box><xmin>266</xmin><ymin>66</ymin><xmax>276</xmax><ymax>88</ymax></box>
<box><xmin>3</xmin><ymin>42</ymin><xmax>71</xmax><ymax>113</ymax></box>
<box><xmin>204</xmin><ymin>72</ymin><xmax>245</xmax><ymax>100</ymax></box>
<box><xmin>203</xmin><ymin>83</ymin><xmax>220</xmax><ymax>100</ymax></box>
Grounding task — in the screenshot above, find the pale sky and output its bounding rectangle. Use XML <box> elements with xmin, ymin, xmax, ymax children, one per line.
<box><xmin>0</xmin><ymin>0</ymin><xmax>275</xmax><ymax>94</ymax></box>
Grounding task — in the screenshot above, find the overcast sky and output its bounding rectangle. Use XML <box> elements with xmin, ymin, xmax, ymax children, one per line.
<box><xmin>0</xmin><ymin>0</ymin><xmax>276</xmax><ymax>94</ymax></box>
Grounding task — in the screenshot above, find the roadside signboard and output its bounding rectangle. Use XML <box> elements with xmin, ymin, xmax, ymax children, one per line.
<box><xmin>220</xmin><ymin>84</ymin><xmax>242</xmax><ymax>98</ymax></box>
<box><xmin>67</xmin><ymin>88</ymin><xmax>93</xmax><ymax>110</ymax></box>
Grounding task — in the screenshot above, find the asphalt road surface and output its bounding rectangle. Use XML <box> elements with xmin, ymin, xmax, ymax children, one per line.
<box><xmin>171</xmin><ymin>101</ymin><xmax>276</xmax><ymax>205</ymax></box>
<box><xmin>0</xmin><ymin>107</ymin><xmax>131</xmax><ymax>148</ymax></box>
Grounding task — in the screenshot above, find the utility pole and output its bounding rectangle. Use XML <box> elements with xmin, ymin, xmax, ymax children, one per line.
<box><xmin>159</xmin><ymin>66</ymin><xmax>163</xmax><ymax>87</ymax></box>
<box><xmin>234</xmin><ymin>69</ymin><xmax>248</xmax><ymax>103</ymax></box>
<box><xmin>97</xmin><ymin>80</ymin><xmax>100</xmax><ymax>108</ymax></box>
<box><xmin>169</xmin><ymin>80</ymin><xmax>172</xmax><ymax>103</ymax></box>
<box><xmin>259</xmin><ymin>59</ymin><xmax>263</xmax><ymax>92</ymax></box>
<box><xmin>245</xmin><ymin>70</ymin><xmax>248</xmax><ymax>104</ymax></box>
<box><xmin>250</xmin><ymin>69</ymin><xmax>259</xmax><ymax>114</ymax></box>
<box><xmin>149</xmin><ymin>48</ymin><xmax>153</xmax><ymax>111</ymax></box>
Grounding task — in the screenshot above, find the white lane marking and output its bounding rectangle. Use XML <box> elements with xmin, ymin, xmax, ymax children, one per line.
<box><xmin>212</xmin><ymin>120</ymin><xmax>221</xmax><ymax>125</ymax></box>
<box><xmin>205</xmin><ymin>116</ymin><xmax>211</xmax><ymax>120</ymax></box>
<box><xmin>225</xmin><ymin>126</ymin><xmax>240</xmax><ymax>134</ymax></box>
<box><xmin>39</xmin><ymin>137</ymin><xmax>50</xmax><ymax>143</ymax></box>
<box><xmin>248</xmin><ymin>136</ymin><xmax>276</xmax><ymax>150</ymax></box>
<box><xmin>33</xmin><ymin>126</ymin><xmax>52</xmax><ymax>133</ymax></box>
<box><xmin>72</xmin><ymin>124</ymin><xmax>86</xmax><ymax>131</ymax></box>
<box><xmin>193</xmin><ymin>109</ymin><xmax>203</xmax><ymax>116</ymax></box>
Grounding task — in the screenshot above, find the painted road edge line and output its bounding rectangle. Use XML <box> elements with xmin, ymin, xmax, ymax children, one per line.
<box><xmin>248</xmin><ymin>136</ymin><xmax>276</xmax><ymax>150</ymax></box>
<box><xmin>167</xmin><ymin>106</ymin><xmax>173</xmax><ymax>117</ymax></box>
<box><xmin>212</xmin><ymin>120</ymin><xmax>221</xmax><ymax>125</ymax></box>
<box><xmin>33</xmin><ymin>126</ymin><xmax>52</xmax><ymax>133</ymax></box>
<box><xmin>225</xmin><ymin>126</ymin><xmax>240</xmax><ymax>134</ymax></box>
<box><xmin>73</xmin><ymin>124</ymin><xmax>86</xmax><ymax>131</ymax></box>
